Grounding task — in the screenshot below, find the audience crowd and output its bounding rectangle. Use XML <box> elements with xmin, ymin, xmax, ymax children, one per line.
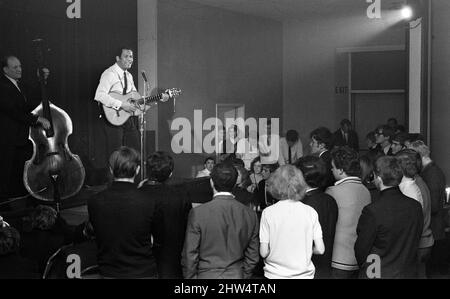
<box><xmin>0</xmin><ymin>118</ymin><xmax>449</xmax><ymax>279</ymax></box>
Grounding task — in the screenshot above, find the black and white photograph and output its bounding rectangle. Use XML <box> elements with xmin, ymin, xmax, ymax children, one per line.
<box><xmin>0</xmin><ymin>0</ymin><xmax>449</xmax><ymax>287</ymax></box>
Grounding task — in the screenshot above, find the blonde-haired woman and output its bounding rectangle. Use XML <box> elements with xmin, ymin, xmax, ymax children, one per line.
<box><xmin>259</xmin><ymin>165</ymin><xmax>325</xmax><ymax>279</ymax></box>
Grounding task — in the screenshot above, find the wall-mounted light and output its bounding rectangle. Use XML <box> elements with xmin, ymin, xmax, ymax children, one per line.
<box><xmin>401</xmin><ymin>6</ymin><xmax>414</xmax><ymax>20</ymax></box>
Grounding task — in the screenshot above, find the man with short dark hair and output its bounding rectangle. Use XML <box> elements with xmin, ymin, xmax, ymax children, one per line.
<box><xmin>196</xmin><ymin>157</ymin><xmax>215</xmax><ymax>178</ymax></box>
<box><xmin>296</xmin><ymin>156</ymin><xmax>338</xmax><ymax>279</ymax></box>
<box><xmin>310</xmin><ymin>127</ymin><xmax>334</xmax><ymax>188</ymax></box>
<box><xmin>333</xmin><ymin>119</ymin><xmax>359</xmax><ymax>151</ymax></box>
<box><xmin>182</xmin><ymin>163</ymin><xmax>259</xmax><ymax>279</ymax></box>
<box><xmin>94</xmin><ymin>48</ymin><xmax>169</xmax><ymax>164</ymax></box>
<box><xmin>139</xmin><ymin>151</ymin><xmax>191</xmax><ymax>278</ymax></box>
<box><xmin>88</xmin><ymin>146</ymin><xmax>158</xmax><ymax>278</ymax></box>
<box><xmin>278</xmin><ymin>129</ymin><xmax>303</xmax><ymax>166</ymax></box>
<box><xmin>408</xmin><ymin>141</ymin><xmax>448</xmax><ymax>276</ymax></box>
<box><xmin>375</xmin><ymin>125</ymin><xmax>394</xmax><ymax>156</ymax></box>
<box><xmin>391</xmin><ymin>132</ymin><xmax>409</xmax><ymax>155</ymax></box>
<box><xmin>355</xmin><ymin>156</ymin><xmax>423</xmax><ymax>278</ymax></box>
<box><xmin>0</xmin><ymin>55</ymin><xmax>51</xmax><ymax>199</ymax></box>
<box><xmin>326</xmin><ymin>146</ymin><xmax>371</xmax><ymax>279</ymax></box>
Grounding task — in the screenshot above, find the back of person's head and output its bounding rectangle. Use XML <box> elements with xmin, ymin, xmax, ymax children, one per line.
<box><xmin>210</xmin><ymin>163</ymin><xmax>238</xmax><ymax>192</ymax></box>
<box><xmin>408</xmin><ymin>140</ymin><xmax>431</xmax><ymax>158</ymax></box>
<box><xmin>235</xmin><ymin>165</ymin><xmax>251</xmax><ymax>189</ymax></box>
<box><xmin>374</xmin><ymin>156</ymin><xmax>403</xmax><ymax>187</ymax></box>
<box><xmin>392</xmin><ymin>132</ymin><xmax>409</xmax><ymax>146</ymax></box>
<box><xmin>331</xmin><ymin>146</ymin><xmax>361</xmax><ymax>177</ymax></box>
<box><xmin>376</xmin><ymin>125</ymin><xmax>394</xmax><ymax>142</ymax></box>
<box><xmin>387</xmin><ymin>118</ymin><xmax>398</xmax><ymax>127</ymax></box>
<box><xmin>0</xmin><ymin>226</ymin><xmax>20</xmax><ymax>256</ymax></box>
<box><xmin>109</xmin><ymin>146</ymin><xmax>140</xmax><ymax>179</ymax></box>
<box><xmin>395</xmin><ymin>149</ymin><xmax>420</xmax><ymax>178</ymax></box>
<box><xmin>406</xmin><ymin>133</ymin><xmax>425</xmax><ymax>144</ymax></box>
<box><xmin>310</xmin><ymin>127</ymin><xmax>333</xmax><ymax>150</ymax></box>
<box><xmin>146</xmin><ymin>151</ymin><xmax>174</xmax><ymax>183</ymax></box>
<box><xmin>31</xmin><ymin>205</ymin><xmax>58</xmax><ymax>231</ymax></box>
<box><xmin>396</xmin><ymin>125</ymin><xmax>406</xmax><ymax>133</ymax></box>
<box><xmin>360</xmin><ymin>154</ymin><xmax>375</xmax><ymax>184</ymax></box>
<box><xmin>286</xmin><ymin>130</ymin><xmax>299</xmax><ymax>143</ymax></box>
<box><xmin>366</xmin><ymin>131</ymin><xmax>376</xmax><ymax>143</ymax></box>
<box><xmin>295</xmin><ymin>156</ymin><xmax>327</xmax><ymax>189</ymax></box>
<box><xmin>267</xmin><ymin>165</ymin><xmax>307</xmax><ymax>201</ymax></box>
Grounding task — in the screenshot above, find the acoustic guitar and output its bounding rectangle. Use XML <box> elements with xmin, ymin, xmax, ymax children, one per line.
<box><xmin>102</xmin><ymin>88</ymin><xmax>181</xmax><ymax>126</ymax></box>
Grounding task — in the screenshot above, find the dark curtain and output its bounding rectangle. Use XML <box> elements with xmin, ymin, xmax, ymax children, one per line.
<box><xmin>0</xmin><ymin>0</ymin><xmax>138</xmax><ymax>185</ymax></box>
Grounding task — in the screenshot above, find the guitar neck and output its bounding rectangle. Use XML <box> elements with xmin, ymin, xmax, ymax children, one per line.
<box><xmin>141</xmin><ymin>93</ymin><xmax>164</xmax><ymax>105</ymax></box>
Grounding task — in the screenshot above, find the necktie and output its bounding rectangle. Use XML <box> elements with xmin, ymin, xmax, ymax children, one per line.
<box><xmin>123</xmin><ymin>72</ymin><xmax>128</xmax><ymax>95</ymax></box>
<box><xmin>234</xmin><ymin>141</ymin><xmax>237</xmax><ymax>154</ymax></box>
<box><xmin>288</xmin><ymin>146</ymin><xmax>292</xmax><ymax>164</ymax></box>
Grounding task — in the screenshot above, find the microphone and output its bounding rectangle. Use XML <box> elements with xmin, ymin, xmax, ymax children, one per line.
<box><xmin>141</xmin><ymin>71</ymin><xmax>148</xmax><ymax>82</ymax></box>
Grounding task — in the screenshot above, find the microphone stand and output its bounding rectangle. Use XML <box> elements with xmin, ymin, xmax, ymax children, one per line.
<box><xmin>139</xmin><ymin>80</ymin><xmax>149</xmax><ymax>182</ymax></box>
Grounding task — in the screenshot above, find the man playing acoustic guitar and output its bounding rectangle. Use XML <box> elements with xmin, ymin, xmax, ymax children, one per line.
<box><xmin>94</xmin><ymin>47</ymin><xmax>169</xmax><ymax>161</ymax></box>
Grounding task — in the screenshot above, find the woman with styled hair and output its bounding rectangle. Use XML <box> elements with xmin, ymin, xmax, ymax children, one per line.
<box><xmin>247</xmin><ymin>157</ymin><xmax>263</xmax><ymax>193</ymax></box>
<box><xmin>259</xmin><ymin>165</ymin><xmax>325</xmax><ymax>279</ymax></box>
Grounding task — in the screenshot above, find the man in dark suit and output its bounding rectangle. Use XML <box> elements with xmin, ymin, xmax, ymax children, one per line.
<box><xmin>0</xmin><ymin>55</ymin><xmax>50</xmax><ymax>200</ymax></box>
<box><xmin>355</xmin><ymin>156</ymin><xmax>423</xmax><ymax>279</ymax></box>
<box><xmin>309</xmin><ymin>127</ymin><xmax>335</xmax><ymax>189</ymax></box>
<box><xmin>333</xmin><ymin>119</ymin><xmax>359</xmax><ymax>151</ymax></box>
<box><xmin>296</xmin><ymin>156</ymin><xmax>338</xmax><ymax>279</ymax></box>
<box><xmin>408</xmin><ymin>141</ymin><xmax>449</xmax><ymax>276</ymax></box>
<box><xmin>88</xmin><ymin>147</ymin><xmax>158</xmax><ymax>278</ymax></box>
<box><xmin>182</xmin><ymin>162</ymin><xmax>260</xmax><ymax>279</ymax></box>
<box><xmin>139</xmin><ymin>151</ymin><xmax>191</xmax><ymax>278</ymax></box>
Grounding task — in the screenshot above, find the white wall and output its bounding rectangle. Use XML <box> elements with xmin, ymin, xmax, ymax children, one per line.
<box><xmin>283</xmin><ymin>10</ymin><xmax>406</xmax><ymax>151</ymax></box>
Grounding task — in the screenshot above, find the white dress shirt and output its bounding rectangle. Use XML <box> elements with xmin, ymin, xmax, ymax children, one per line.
<box><xmin>94</xmin><ymin>63</ymin><xmax>137</xmax><ymax>110</ymax></box>
<box><xmin>259</xmin><ymin>134</ymin><xmax>280</xmax><ymax>165</ymax></box>
<box><xmin>278</xmin><ymin>137</ymin><xmax>303</xmax><ymax>166</ymax></box>
<box><xmin>196</xmin><ymin>168</ymin><xmax>211</xmax><ymax>178</ymax></box>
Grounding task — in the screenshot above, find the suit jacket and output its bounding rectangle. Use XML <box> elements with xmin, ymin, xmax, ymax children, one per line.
<box><xmin>88</xmin><ymin>182</ymin><xmax>158</xmax><ymax>278</ymax></box>
<box><xmin>421</xmin><ymin>162</ymin><xmax>447</xmax><ymax>241</ymax></box>
<box><xmin>182</xmin><ymin>194</ymin><xmax>260</xmax><ymax>279</ymax></box>
<box><xmin>333</xmin><ymin>129</ymin><xmax>359</xmax><ymax>151</ymax></box>
<box><xmin>139</xmin><ymin>183</ymin><xmax>191</xmax><ymax>278</ymax></box>
<box><xmin>376</xmin><ymin>144</ymin><xmax>393</xmax><ymax>156</ymax></box>
<box><xmin>253</xmin><ymin>179</ymin><xmax>277</xmax><ymax>210</ymax></box>
<box><xmin>0</xmin><ymin>74</ymin><xmax>40</xmax><ymax>146</ymax></box>
<box><xmin>319</xmin><ymin>150</ymin><xmax>335</xmax><ymax>189</ymax></box>
<box><xmin>303</xmin><ymin>189</ymin><xmax>338</xmax><ymax>279</ymax></box>
<box><xmin>354</xmin><ymin>187</ymin><xmax>424</xmax><ymax>278</ymax></box>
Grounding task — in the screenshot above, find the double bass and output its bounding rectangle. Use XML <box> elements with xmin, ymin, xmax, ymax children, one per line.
<box><xmin>23</xmin><ymin>39</ymin><xmax>85</xmax><ymax>208</ymax></box>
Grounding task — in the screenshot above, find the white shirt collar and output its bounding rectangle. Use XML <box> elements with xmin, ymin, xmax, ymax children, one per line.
<box><xmin>319</xmin><ymin>150</ymin><xmax>328</xmax><ymax>157</ymax></box>
<box><xmin>112</xmin><ymin>63</ymin><xmax>128</xmax><ymax>78</ymax></box>
<box><xmin>401</xmin><ymin>176</ymin><xmax>415</xmax><ymax>184</ymax></box>
<box><xmin>213</xmin><ymin>192</ymin><xmax>234</xmax><ymax>198</ymax></box>
<box><xmin>334</xmin><ymin>176</ymin><xmax>361</xmax><ymax>186</ymax></box>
